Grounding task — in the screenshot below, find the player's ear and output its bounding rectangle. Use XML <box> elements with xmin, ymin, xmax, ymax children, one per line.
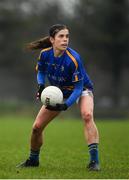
<box><xmin>50</xmin><ymin>36</ymin><xmax>54</xmax><ymax>44</ymax></box>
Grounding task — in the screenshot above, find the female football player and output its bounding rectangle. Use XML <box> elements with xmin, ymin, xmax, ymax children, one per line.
<box><xmin>17</xmin><ymin>24</ymin><xmax>100</xmax><ymax>171</ymax></box>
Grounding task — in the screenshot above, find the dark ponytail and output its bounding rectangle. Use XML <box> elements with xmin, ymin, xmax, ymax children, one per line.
<box><xmin>26</xmin><ymin>36</ymin><xmax>52</xmax><ymax>51</ymax></box>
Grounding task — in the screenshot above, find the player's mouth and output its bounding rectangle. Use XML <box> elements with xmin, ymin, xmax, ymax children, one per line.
<box><xmin>61</xmin><ymin>44</ymin><xmax>68</xmax><ymax>48</ymax></box>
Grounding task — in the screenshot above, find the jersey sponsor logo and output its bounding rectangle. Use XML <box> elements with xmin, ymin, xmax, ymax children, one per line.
<box><xmin>48</xmin><ymin>74</ymin><xmax>66</xmax><ymax>82</ymax></box>
<box><xmin>61</xmin><ymin>66</ymin><xmax>64</xmax><ymax>72</ymax></box>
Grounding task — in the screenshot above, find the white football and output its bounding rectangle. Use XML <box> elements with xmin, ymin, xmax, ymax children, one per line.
<box><xmin>41</xmin><ymin>86</ymin><xmax>63</xmax><ymax>106</ymax></box>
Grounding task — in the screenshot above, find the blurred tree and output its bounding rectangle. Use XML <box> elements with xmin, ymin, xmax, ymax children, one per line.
<box><xmin>0</xmin><ymin>0</ymin><xmax>68</xmax><ymax>100</ymax></box>
<box><xmin>106</xmin><ymin>0</ymin><xmax>129</xmax><ymax>105</ymax></box>
<box><xmin>0</xmin><ymin>0</ymin><xmax>129</xmax><ymax>115</ymax></box>
<box><xmin>71</xmin><ymin>0</ymin><xmax>129</xmax><ymax>107</ymax></box>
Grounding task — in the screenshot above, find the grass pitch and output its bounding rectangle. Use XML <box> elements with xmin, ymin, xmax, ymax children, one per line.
<box><xmin>0</xmin><ymin>114</ymin><xmax>129</xmax><ymax>179</ymax></box>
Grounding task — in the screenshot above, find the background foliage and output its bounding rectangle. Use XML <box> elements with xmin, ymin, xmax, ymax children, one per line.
<box><xmin>0</xmin><ymin>0</ymin><xmax>129</xmax><ymax>117</ymax></box>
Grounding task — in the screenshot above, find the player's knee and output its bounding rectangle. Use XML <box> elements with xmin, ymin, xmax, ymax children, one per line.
<box><xmin>81</xmin><ymin>111</ymin><xmax>93</xmax><ymax>123</ymax></box>
<box><xmin>32</xmin><ymin>123</ymin><xmax>42</xmax><ymax>135</ymax></box>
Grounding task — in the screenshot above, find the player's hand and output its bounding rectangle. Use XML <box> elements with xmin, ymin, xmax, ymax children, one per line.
<box><xmin>46</xmin><ymin>103</ymin><xmax>68</xmax><ymax>111</ymax></box>
<box><xmin>36</xmin><ymin>84</ymin><xmax>45</xmax><ymax>100</ymax></box>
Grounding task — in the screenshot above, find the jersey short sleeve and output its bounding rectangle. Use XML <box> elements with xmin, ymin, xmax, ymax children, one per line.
<box><xmin>71</xmin><ymin>61</ymin><xmax>84</xmax><ymax>82</ymax></box>
<box><xmin>36</xmin><ymin>49</ymin><xmax>48</xmax><ymax>85</ymax></box>
<box><xmin>36</xmin><ymin>50</ymin><xmax>46</xmax><ymax>72</ymax></box>
<box><xmin>67</xmin><ymin>52</ymin><xmax>83</xmax><ymax>83</ymax></box>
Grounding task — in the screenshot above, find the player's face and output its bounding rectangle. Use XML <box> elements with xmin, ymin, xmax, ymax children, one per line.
<box><xmin>50</xmin><ymin>29</ymin><xmax>69</xmax><ymax>51</ymax></box>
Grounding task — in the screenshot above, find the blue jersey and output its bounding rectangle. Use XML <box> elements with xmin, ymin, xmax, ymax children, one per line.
<box><xmin>36</xmin><ymin>47</ymin><xmax>93</xmax><ymax>99</ymax></box>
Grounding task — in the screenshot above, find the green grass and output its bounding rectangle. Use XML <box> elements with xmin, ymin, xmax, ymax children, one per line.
<box><xmin>0</xmin><ymin>115</ymin><xmax>129</xmax><ymax>179</ymax></box>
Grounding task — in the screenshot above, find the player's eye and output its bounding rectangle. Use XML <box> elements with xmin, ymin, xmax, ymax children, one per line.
<box><xmin>59</xmin><ymin>34</ymin><xmax>64</xmax><ymax>38</ymax></box>
<box><xmin>58</xmin><ymin>34</ymin><xmax>69</xmax><ymax>39</ymax></box>
<box><xmin>66</xmin><ymin>34</ymin><xmax>69</xmax><ymax>38</ymax></box>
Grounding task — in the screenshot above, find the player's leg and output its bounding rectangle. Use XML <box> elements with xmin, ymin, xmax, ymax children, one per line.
<box><xmin>17</xmin><ymin>106</ymin><xmax>59</xmax><ymax>167</ymax></box>
<box><xmin>31</xmin><ymin>105</ymin><xmax>60</xmax><ymax>150</ymax></box>
<box><xmin>78</xmin><ymin>92</ymin><xmax>100</xmax><ymax>171</ymax></box>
